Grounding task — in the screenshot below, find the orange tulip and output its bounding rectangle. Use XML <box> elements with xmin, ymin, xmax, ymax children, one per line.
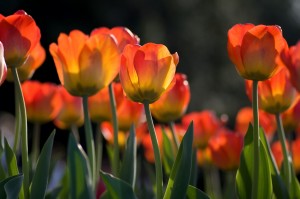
<box><xmin>227</xmin><ymin>23</ymin><xmax>287</xmax><ymax>81</ymax></box>
<box><xmin>91</xmin><ymin>26</ymin><xmax>140</xmax><ymax>52</ymax></box>
<box><xmin>22</xmin><ymin>80</ymin><xmax>61</xmax><ymax>124</ymax></box>
<box><xmin>54</xmin><ymin>86</ymin><xmax>84</xmax><ymax>129</ymax></box>
<box><xmin>119</xmin><ymin>43</ymin><xmax>179</xmax><ymax>103</ymax></box>
<box><xmin>150</xmin><ymin>73</ymin><xmax>191</xmax><ymax>123</ymax></box>
<box><xmin>292</xmin><ymin>139</ymin><xmax>300</xmax><ymax>174</ymax></box>
<box><xmin>6</xmin><ymin>42</ymin><xmax>46</xmax><ymax>82</ymax></box>
<box><xmin>245</xmin><ymin>67</ymin><xmax>297</xmax><ymax>114</ymax></box>
<box><xmin>182</xmin><ymin>110</ymin><xmax>222</xmax><ymax>148</ymax></box>
<box><xmin>0</xmin><ymin>42</ymin><xmax>7</xmax><ymax>86</ymax></box>
<box><xmin>281</xmin><ymin>95</ymin><xmax>300</xmax><ymax>133</ymax></box>
<box><xmin>49</xmin><ymin>30</ymin><xmax>120</xmax><ymax>96</ymax></box>
<box><xmin>281</xmin><ymin>40</ymin><xmax>300</xmax><ymax>92</ymax></box>
<box><xmin>208</xmin><ymin>128</ymin><xmax>244</xmax><ymax>170</ymax></box>
<box><xmin>101</xmin><ymin>121</ymin><xmax>128</xmax><ymax>148</ymax></box>
<box><xmin>88</xmin><ymin>83</ymin><xmax>124</xmax><ymax>123</ymax></box>
<box><xmin>196</xmin><ymin>148</ymin><xmax>212</xmax><ymax>167</ymax></box>
<box><xmin>235</xmin><ymin>106</ymin><xmax>276</xmax><ymax>141</ymax></box>
<box><xmin>0</xmin><ymin>10</ymin><xmax>41</xmax><ymax>68</ymax></box>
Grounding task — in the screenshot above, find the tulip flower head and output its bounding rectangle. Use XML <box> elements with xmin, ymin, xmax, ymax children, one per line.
<box><xmin>227</xmin><ymin>23</ymin><xmax>287</xmax><ymax>81</ymax></box>
<box><xmin>0</xmin><ymin>10</ymin><xmax>41</xmax><ymax>68</ymax></box>
<box><xmin>0</xmin><ymin>42</ymin><xmax>7</xmax><ymax>86</ymax></box>
<box><xmin>119</xmin><ymin>43</ymin><xmax>179</xmax><ymax>104</ymax></box>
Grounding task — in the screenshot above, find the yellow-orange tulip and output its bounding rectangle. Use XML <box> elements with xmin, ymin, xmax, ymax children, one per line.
<box><xmin>227</xmin><ymin>23</ymin><xmax>287</xmax><ymax>81</ymax></box>
<box><xmin>0</xmin><ymin>10</ymin><xmax>41</xmax><ymax>68</ymax></box>
<box><xmin>119</xmin><ymin>43</ymin><xmax>179</xmax><ymax>103</ymax></box>
<box><xmin>0</xmin><ymin>42</ymin><xmax>7</xmax><ymax>86</ymax></box>
<box><xmin>49</xmin><ymin>30</ymin><xmax>120</xmax><ymax>96</ymax></box>
<box><xmin>150</xmin><ymin>73</ymin><xmax>191</xmax><ymax>123</ymax></box>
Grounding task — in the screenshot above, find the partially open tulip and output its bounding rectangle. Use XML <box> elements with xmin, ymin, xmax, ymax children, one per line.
<box><xmin>0</xmin><ymin>42</ymin><xmax>7</xmax><ymax>86</ymax></box>
<box><xmin>208</xmin><ymin>128</ymin><xmax>244</xmax><ymax>170</ymax></box>
<box><xmin>182</xmin><ymin>110</ymin><xmax>222</xmax><ymax>148</ymax></box>
<box><xmin>6</xmin><ymin>42</ymin><xmax>46</xmax><ymax>82</ymax></box>
<box><xmin>119</xmin><ymin>43</ymin><xmax>179</xmax><ymax>103</ymax></box>
<box><xmin>150</xmin><ymin>73</ymin><xmax>191</xmax><ymax>123</ymax></box>
<box><xmin>0</xmin><ymin>10</ymin><xmax>41</xmax><ymax>68</ymax></box>
<box><xmin>227</xmin><ymin>23</ymin><xmax>287</xmax><ymax>81</ymax></box>
<box><xmin>281</xmin><ymin>40</ymin><xmax>300</xmax><ymax>92</ymax></box>
<box><xmin>245</xmin><ymin>67</ymin><xmax>297</xmax><ymax>114</ymax></box>
<box><xmin>22</xmin><ymin>80</ymin><xmax>62</xmax><ymax>124</ymax></box>
<box><xmin>49</xmin><ymin>29</ymin><xmax>120</xmax><ymax>96</ymax></box>
<box><xmin>54</xmin><ymin>86</ymin><xmax>84</xmax><ymax>129</ymax></box>
<box><xmin>281</xmin><ymin>95</ymin><xmax>300</xmax><ymax>133</ymax></box>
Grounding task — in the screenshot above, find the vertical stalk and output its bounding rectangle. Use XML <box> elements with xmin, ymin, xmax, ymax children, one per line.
<box><xmin>13</xmin><ymin>86</ymin><xmax>21</xmax><ymax>153</ymax></box>
<box><xmin>70</xmin><ymin>124</ymin><xmax>80</xmax><ymax>142</ymax></box>
<box><xmin>95</xmin><ymin>122</ymin><xmax>103</xmax><ymax>185</ymax></box>
<box><xmin>169</xmin><ymin>121</ymin><xmax>179</xmax><ymax>149</ymax></box>
<box><xmin>108</xmin><ymin>83</ymin><xmax>119</xmax><ymax>176</ymax></box>
<box><xmin>12</xmin><ymin>68</ymin><xmax>29</xmax><ymax>199</ymax></box>
<box><xmin>252</xmin><ymin>80</ymin><xmax>260</xmax><ymax>199</ymax></box>
<box><xmin>82</xmin><ymin>95</ymin><xmax>96</xmax><ymax>189</ymax></box>
<box><xmin>31</xmin><ymin>123</ymin><xmax>41</xmax><ymax>169</ymax></box>
<box><xmin>275</xmin><ymin>113</ymin><xmax>291</xmax><ymax>189</ymax></box>
<box><xmin>143</xmin><ymin>101</ymin><xmax>163</xmax><ymax>199</ymax></box>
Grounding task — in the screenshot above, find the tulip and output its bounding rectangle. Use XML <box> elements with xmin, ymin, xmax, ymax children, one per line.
<box><xmin>281</xmin><ymin>95</ymin><xmax>300</xmax><ymax>133</ymax></box>
<box><xmin>0</xmin><ymin>42</ymin><xmax>7</xmax><ymax>86</ymax></box>
<box><xmin>227</xmin><ymin>23</ymin><xmax>287</xmax><ymax>81</ymax></box>
<box><xmin>100</xmin><ymin>121</ymin><xmax>128</xmax><ymax>149</ymax></box>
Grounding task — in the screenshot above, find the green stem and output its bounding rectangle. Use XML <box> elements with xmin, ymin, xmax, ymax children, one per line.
<box><xmin>95</xmin><ymin>122</ymin><xmax>103</xmax><ymax>185</ymax></box>
<box><xmin>31</xmin><ymin>123</ymin><xmax>41</xmax><ymax>169</ymax></box>
<box><xmin>108</xmin><ymin>83</ymin><xmax>119</xmax><ymax>176</ymax></box>
<box><xmin>275</xmin><ymin>113</ymin><xmax>291</xmax><ymax>189</ymax></box>
<box><xmin>70</xmin><ymin>124</ymin><xmax>80</xmax><ymax>142</ymax></box>
<box><xmin>203</xmin><ymin>164</ymin><xmax>222</xmax><ymax>199</ymax></box>
<box><xmin>252</xmin><ymin>80</ymin><xmax>260</xmax><ymax>199</ymax></box>
<box><xmin>143</xmin><ymin>101</ymin><xmax>163</xmax><ymax>199</ymax></box>
<box><xmin>12</xmin><ymin>68</ymin><xmax>29</xmax><ymax>199</ymax></box>
<box><xmin>13</xmin><ymin>88</ymin><xmax>21</xmax><ymax>153</ymax></box>
<box><xmin>82</xmin><ymin>95</ymin><xmax>96</xmax><ymax>189</ymax></box>
<box><xmin>169</xmin><ymin>121</ymin><xmax>179</xmax><ymax>149</ymax></box>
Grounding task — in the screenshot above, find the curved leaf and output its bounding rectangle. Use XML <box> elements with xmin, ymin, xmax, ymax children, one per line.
<box><xmin>4</xmin><ymin>138</ymin><xmax>19</xmax><ymax>176</ymax></box>
<box><xmin>162</xmin><ymin>125</ymin><xmax>175</xmax><ymax>176</ymax></box>
<box><xmin>186</xmin><ymin>185</ymin><xmax>210</xmax><ymax>199</ymax></box>
<box><xmin>0</xmin><ymin>174</ymin><xmax>23</xmax><ymax>199</ymax></box>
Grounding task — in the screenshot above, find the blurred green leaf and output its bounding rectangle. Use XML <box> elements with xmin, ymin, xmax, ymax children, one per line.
<box><xmin>100</xmin><ymin>170</ymin><xmax>137</xmax><ymax>199</ymax></box>
<box><xmin>56</xmin><ymin>167</ymin><xmax>69</xmax><ymax>199</ymax></box>
<box><xmin>119</xmin><ymin>124</ymin><xmax>137</xmax><ymax>188</ymax></box>
<box><xmin>289</xmin><ymin>163</ymin><xmax>300</xmax><ymax>198</ymax></box>
<box><xmin>162</xmin><ymin>125</ymin><xmax>175</xmax><ymax>176</ymax></box>
<box><xmin>236</xmin><ymin>124</ymin><xmax>272</xmax><ymax>199</ymax></box>
<box><xmin>30</xmin><ymin>130</ymin><xmax>55</xmax><ymax>199</ymax></box>
<box><xmin>4</xmin><ymin>138</ymin><xmax>19</xmax><ymax>176</ymax></box>
<box><xmin>163</xmin><ymin>121</ymin><xmax>194</xmax><ymax>199</ymax></box>
<box><xmin>0</xmin><ymin>174</ymin><xmax>23</xmax><ymax>199</ymax></box>
<box><xmin>68</xmin><ymin>133</ymin><xmax>94</xmax><ymax>199</ymax></box>
<box><xmin>189</xmin><ymin>149</ymin><xmax>197</xmax><ymax>186</ymax></box>
<box><xmin>186</xmin><ymin>185</ymin><xmax>210</xmax><ymax>199</ymax></box>
<box><xmin>259</xmin><ymin>128</ymin><xmax>288</xmax><ymax>198</ymax></box>
<box><xmin>45</xmin><ymin>186</ymin><xmax>61</xmax><ymax>199</ymax></box>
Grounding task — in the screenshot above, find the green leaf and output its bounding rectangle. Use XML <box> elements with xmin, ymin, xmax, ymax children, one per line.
<box><xmin>259</xmin><ymin>128</ymin><xmax>288</xmax><ymax>198</ymax></box>
<box><xmin>0</xmin><ymin>174</ymin><xmax>23</xmax><ymax>199</ymax></box>
<box><xmin>100</xmin><ymin>170</ymin><xmax>137</xmax><ymax>199</ymax></box>
<box><xmin>236</xmin><ymin>124</ymin><xmax>272</xmax><ymax>199</ymax></box>
<box><xmin>163</xmin><ymin>121</ymin><xmax>194</xmax><ymax>199</ymax></box>
<box><xmin>119</xmin><ymin>124</ymin><xmax>137</xmax><ymax>188</ymax></box>
<box><xmin>186</xmin><ymin>185</ymin><xmax>210</xmax><ymax>199</ymax></box>
<box><xmin>189</xmin><ymin>149</ymin><xmax>197</xmax><ymax>186</ymax></box>
<box><xmin>162</xmin><ymin>125</ymin><xmax>175</xmax><ymax>176</ymax></box>
<box><xmin>289</xmin><ymin>163</ymin><xmax>300</xmax><ymax>198</ymax></box>
<box><xmin>4</xmin><ymin>138</ymin><xmax>19</xmax><ymax>176</ymax></box>
<box><xmin>68</xmin><ymin>133</ymin><xmax>94</xmax><ymax>199</ymax></box>
<box><xmin>45</xmin><ymin>186</ymin><xmax>61</xmax><ymax>199</ymax></box>
<box><xmin>30</xmin><ymin>130</ymin><xmax>56</xmax><ymax>199</ymax></box>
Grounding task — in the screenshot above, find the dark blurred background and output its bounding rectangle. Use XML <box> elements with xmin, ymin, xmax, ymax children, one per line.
<box><xmin>0</xmin><ymin>0</ymin><xmax>300</xmax><ymax>152</ymax></box>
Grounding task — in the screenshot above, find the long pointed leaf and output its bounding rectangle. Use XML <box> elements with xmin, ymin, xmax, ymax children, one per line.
<box><xmin>119</xmin><ymin>124</ymin><xmax>137</xmax><ymax>187</ymax></box>
<box><xmin>186</xmin><ymin>185</ymin><xmax>210</xmax><ymax>199</ymax></box>
<box><xmin>30</xmin><ymin>130</ymin><xmax>55</xmax><ymax>199</ymax></box>
<box><xmin>4</xmin><ymin>138</ymin><xmax>19</xmax><ymax>176</ymax></box>
<box><xmin>0</xmin><ymin>174</ymin><xmax>23</xmax><ymax>199</ymax></box>
<box><xmin>162</xmin><ymin>126</ymin><xmax>175</xmax><ymax>176</ymax></box>
<box><xmin>164</xmin><ymin>121</ymin><xmax>194</xmax><ymax>199</ymax></box>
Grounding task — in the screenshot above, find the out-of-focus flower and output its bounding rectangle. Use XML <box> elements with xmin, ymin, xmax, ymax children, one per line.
<box><xmin>54</xmin><ymin>86</ymin><xmax>83</xmax><ymax>129</ymax></box>
<box><xmin>208</xmin><ymin>128</ymin><xmax>244</xmax><ymax>170</ymax></box>
<box><xmin>281</xmin><ymin>95</ymin><xmax>300</xmax><ymax>133</ymax></box>
<box><xmin>292</xmin><ymin>139</ymin><xmax>300</xmax><ymax>174</ymax></box>
<box><xmin>22</xmin><ymin>80</ymin><xmax>61</xmax><ymax>124</ymax></box>
<box><xmin>281</xmin><ymin>40</ymin><xmax>300</xmax><ymax>92</ymax></box>
<box><xmin>6</xmin><ymin>42</ymin><xmax>46</xmax><ymax>82</ymax></box>
<box><xmin>88</xmin><ymin>83</ymin><xmax>124</xmax><ymax>123</ymax></box>
<box><xmin>150</xmin><ymin>73</ymin><xmax>191</xmax><ymax>123</ymax></box>
<box><xmin>235</xmin><ymin>106</ymin><xmax>276</xmax><ymax>141</ymax></box>
<box><xmin>119</xmin><ymin>43</ymin><xmax>179</xmax><ymax>104</ymax></box>
<box><xmin>227</xmin><ymin>23</ymin><xmax>287</xmax><ymax>81</ymax></box>
<box><xmin>49</xmin><ymin>29</ymin><xmax>120</xmax><ymax>96</ymax></box>
<box><xmin>101</xmin><ymin>121</ymin><xmax>128</xmax><ymax>149</ymax></box>
<box><xmin>91</xmin><ymin>26</ymin><xmax>140</xmax><ymax>52</ymax></box>
<box><xmin>197</xmin><ymin>147</ymin><xmax>212</xmax><ymax>167</ymax></box>
<box><xmin>245</xmin><ymin>67</ymin><xmax>297</xmax><ymax>114</ymax></box>
<box><xmin>0</xmin><ymin>42</ymin><xmax>7</xmax><ymax>86</ymax></box>
<box><xmin>182</xmin><ymin>110</ymin><xmax>222</xmax><ymax>149</ymax></box>
<box><xmin>0</xmin><ymin>10</ymin><xmax>41</xmax><ymax>68</ymax></box>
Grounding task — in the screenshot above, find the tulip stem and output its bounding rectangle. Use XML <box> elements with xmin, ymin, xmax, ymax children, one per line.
<box><xmin>169</xmin><ymin>121</ymin><xmax>179</xmax><ymax>149</ymax></box>
<box><xmin>96</xmin><ymin>122</ymin><xmax>103</xmax><ymax>184</ymax></box>
<box><xmin>252</xmin><ymin>80</ymin><xmax>260</xmax><ymax>199</ymax></box>
<box><xmin>143</xmin><ymin>101</ymin><xmax>163</xmax><ymax>199</ymax></box>
<box><xmin>31</xmin><ymin>123</ymin><xmax>41</xmax><ymax>170</ymax></box>
<box><xmin>12</xmin><ymin>68</ymin><xmax>29</xmax><ymax>199</ymax></box>
<box><xmin>13</xmin><ymin>87</ymin><xmax>21</xmax><ymax>153</ymax></box>
<box><xmin>82</xmin><ymin>96</ymin><xmax>96</xmax><ymax>189</ymax></box>
<box><xmin>275</xmin><ymin>113</ymin><xmax>291</xmax><ymax>189</ymax></box>
<box><xmin>108</xmin><ymin>83</ymin><xmax>120</xmax><ymax>176</ymax></box>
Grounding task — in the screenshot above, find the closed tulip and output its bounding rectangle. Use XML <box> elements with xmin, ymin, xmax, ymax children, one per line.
<box><xmin>0</xmin><ymin>42</ymin><xmax>7</xmax><ymax>86</ymax></box>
